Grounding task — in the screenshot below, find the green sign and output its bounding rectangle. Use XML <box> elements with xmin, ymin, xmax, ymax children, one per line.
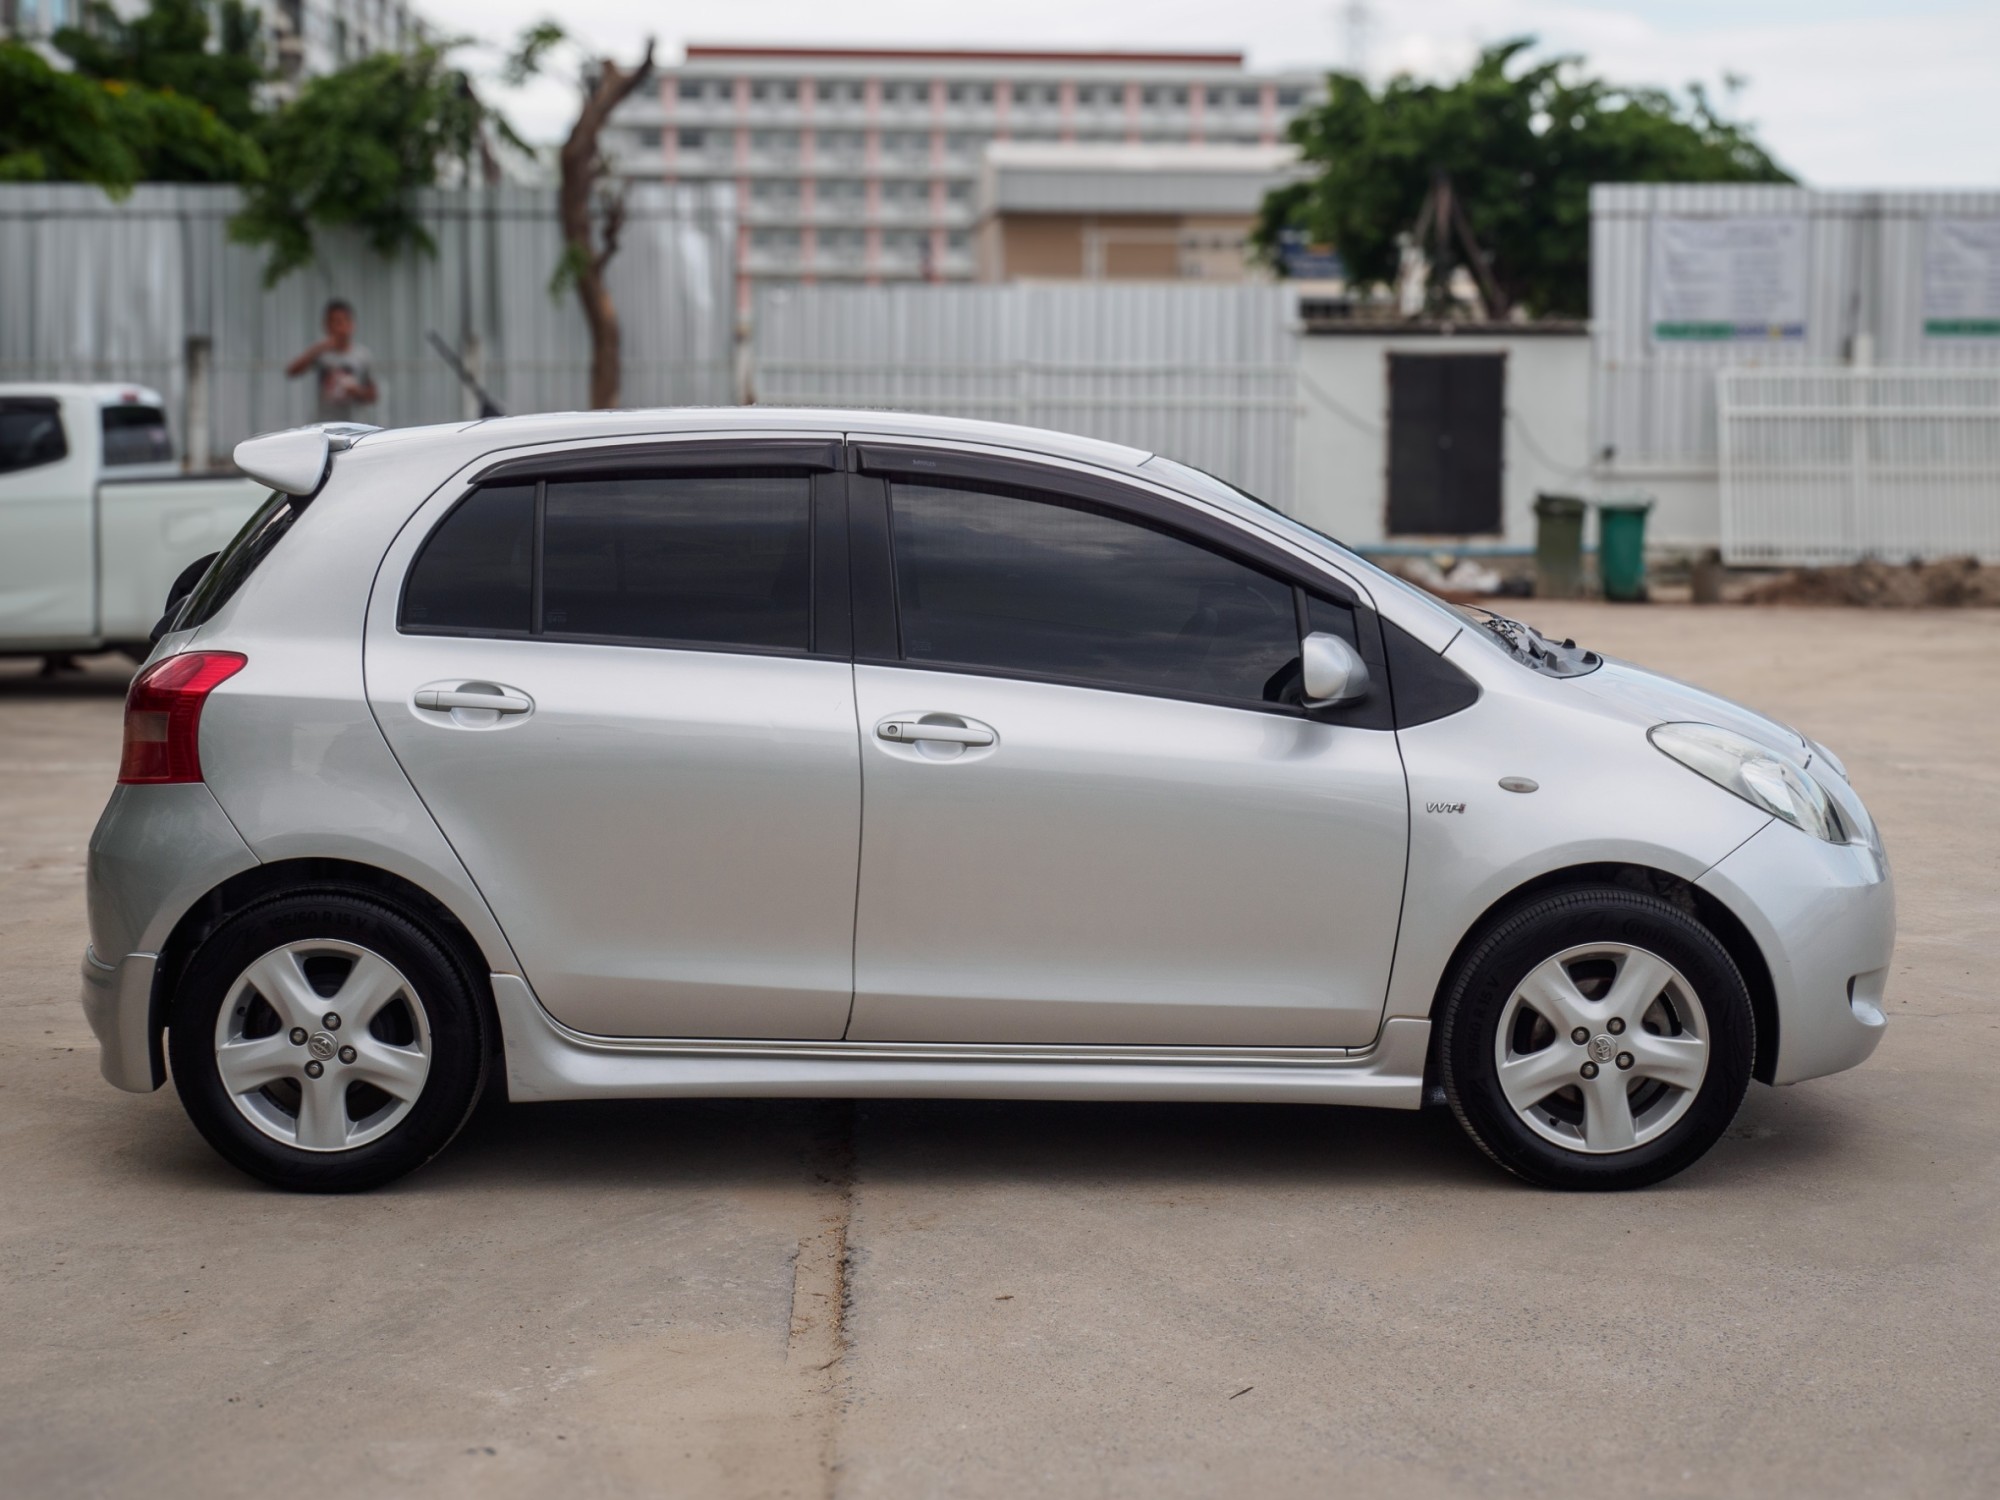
<box><xmin>1924</xmin><ymin>318</ymin><xmax>2000</xmax><ymax>338</ymax></box>
<box><xmin>1655</xmin><ymin>321</ymin><xmax>1805</xmax><ymax>342</ymax></box>
<box><xmin>1923</xmin><ymin>220</ymin><xmax>2000</xmax><ymax>340</ymax></box>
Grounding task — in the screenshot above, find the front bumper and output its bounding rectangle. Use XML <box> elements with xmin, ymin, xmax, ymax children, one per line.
<box><xmin>81</xmin><ymin>947</ymin><xmax>163</xmax><ymax>1092</ymax></box>
<box><xmin>1698</xmin><ymin>820</ymin><xmax>1894</xmax><ymax>1085</ymax></box>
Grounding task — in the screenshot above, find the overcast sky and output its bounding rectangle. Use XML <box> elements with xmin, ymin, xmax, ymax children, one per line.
<box><xmin>434</xmin><ymin>0</ymin><xmax>1999</xmax><ymax>188</ymax></box>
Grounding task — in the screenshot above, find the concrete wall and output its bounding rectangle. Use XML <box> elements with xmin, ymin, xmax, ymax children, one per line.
<box><xmin>1291</xmin><ymin>329</ymin><xmax>1592</xmax><ymax>551</ymax></box>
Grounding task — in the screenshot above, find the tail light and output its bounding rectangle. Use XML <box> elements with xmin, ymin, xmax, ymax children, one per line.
<box><xmin>118</xmin><ymin>651</ymin><xmax>246</xmax><ymax>785</ymax></box>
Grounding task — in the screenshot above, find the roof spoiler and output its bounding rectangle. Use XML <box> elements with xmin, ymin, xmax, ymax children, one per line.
<box><xmin>232</xmin><ymin>422</ymin><xmax>380</xmax><ymax>496</ymax></box>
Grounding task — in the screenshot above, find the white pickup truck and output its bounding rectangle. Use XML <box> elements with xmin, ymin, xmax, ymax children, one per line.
<box><xmin>0</xmin><ymin>384</ymin><xmax>266</xmax><ymax>664</ymax></box>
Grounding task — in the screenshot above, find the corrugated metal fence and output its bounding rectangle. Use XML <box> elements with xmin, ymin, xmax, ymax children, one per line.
<box><xmin>1719</xmin><ymin>369</ymin><xmax>2000</xmax><ymax>564</ymax></box>
<box><xmin>752</xmin><ymin>283</ymin><xmax>1300</xmax><ymax>508</ymax></box>
<box><xmin>0</xmin><ymin>182</ymin><xmax>736</xmax><ymax>461</ymax></box>
<box><xmin>1591</xmin><ymin>184</ymin><xmax>2000</xmax><ymax>473</ymax></box>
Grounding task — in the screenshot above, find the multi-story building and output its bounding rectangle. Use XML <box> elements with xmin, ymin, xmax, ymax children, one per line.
<box><xmin>261</xmin><ymin>0</ymin><xmax>426</xmax><ymax>88</ymax></box>
<box><xmin>975</xmin><ymin>142</ymin><xmax>1305</xmax><ymax>283</ymax></box>
<box><xmin>2</xmin><ymin>0</ymin><xmax>426</xmax><ymax>93</ymax></box>
<box><xmin>609</xmin><ymin>46</ymin><xmax>1325</xmax><ymax>311</ymax></box>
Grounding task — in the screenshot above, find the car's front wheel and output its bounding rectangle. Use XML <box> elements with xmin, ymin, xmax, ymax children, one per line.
<box><xmin>1438</xmin><ymin>886</ymin><xmax>1755</xmax><ymax>1190</ymax></box>
<box><xmin>168</xmin><ymin>891</ymin><xmax>489</xmax><ymax>1192</ymax></box>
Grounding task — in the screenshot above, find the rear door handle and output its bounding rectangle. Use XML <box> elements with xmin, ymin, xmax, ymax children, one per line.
<box><xmin>415</xmin><ymin>687</ymin><xmax>532</xmax><ymax>714</ymax></box>
<box><xmin>877</xmin><ymin>718</ymin><xmax>994</xmax><ymax>747</ymax></box>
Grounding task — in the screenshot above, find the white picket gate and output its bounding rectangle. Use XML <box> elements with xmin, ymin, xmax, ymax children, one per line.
<box><xmin>1718</xmin><ymin>368</ymin><xmax>2000</xmax><ymax>565</ymax></box>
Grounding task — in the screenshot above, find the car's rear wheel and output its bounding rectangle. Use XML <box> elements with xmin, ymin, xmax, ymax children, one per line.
<box><xmin>168</xmin><ymin>891</ymin><xmax>489</xmax><ymax>1192</ymax></box>
<box><xmin>1438</xmin><ymin>886</ymin><xmax>1754</xmax><ymax>1190</ymax></box>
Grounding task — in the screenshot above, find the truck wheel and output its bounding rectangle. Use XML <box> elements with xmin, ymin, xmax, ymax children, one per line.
<box><xmin>1438</xmin><ymin>887</ymin><xmax>1754</xmax><ymax>1190</ymax></box>
<box><xmin>167</xmin><ymin>891</ymin><xmax>489</xmax><ymax>1192</ymax></box>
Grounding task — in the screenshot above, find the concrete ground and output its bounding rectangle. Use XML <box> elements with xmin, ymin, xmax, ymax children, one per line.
<box><xmin>2</xmin><ymin>605</ymin><xmax>1996</xmax><ymax>1499</ymax></box>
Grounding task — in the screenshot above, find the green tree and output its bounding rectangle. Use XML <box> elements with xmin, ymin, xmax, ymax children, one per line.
<box><xmin>54</xmin><ymin>0</ymin><xmax>266</xmax><ymax>134</ymax></box>
<box><xmin>231</xmin><ymin>42</ymin><xmax>500</xmax><ymax>284</ymax></box>
<box><xmin>0</xmin><ymin>39</ymin><xmax>260</xmax><ymax>188</ymax></box>
<box><xmin>1256</xmin><ymin>40</ymin><xmax>1792</xmax><ymax>318</ymax></box>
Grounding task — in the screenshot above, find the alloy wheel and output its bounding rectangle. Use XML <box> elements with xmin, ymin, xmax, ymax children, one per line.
<box><xmin>211</xmin><ymin>939</ymin><xmax>433</xmax><ymax>1152</ymax></box>
<box><xmin>1493</xmin><ymin>942</ymin><xmax>1710</xmax><ymax>1155</ymax></box>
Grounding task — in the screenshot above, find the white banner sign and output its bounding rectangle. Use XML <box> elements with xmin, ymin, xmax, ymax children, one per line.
<box><xmin>1650</xmin><ymin>216</ymin><xmax>1808</xmax><ymax>344</ymax></box>
<box><xmin>1923</xmin><ymin>218</ymin><xmax>2000</xmax><ymax>339</ymax></box>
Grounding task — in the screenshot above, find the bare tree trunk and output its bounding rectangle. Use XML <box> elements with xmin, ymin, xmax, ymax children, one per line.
<box><xmin>558</xmin><ymin>41</ymin><xmax>655</xmax><ymax>409</ymax></box>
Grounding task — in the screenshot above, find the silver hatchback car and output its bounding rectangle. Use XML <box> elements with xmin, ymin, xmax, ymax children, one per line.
<box><xmin>81</xmin><ymin>411</ymin><xmax>1892</xmax><ymax>1192</ymax></box>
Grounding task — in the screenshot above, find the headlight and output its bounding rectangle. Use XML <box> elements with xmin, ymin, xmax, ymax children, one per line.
<box><xmin>1648</xmin><ymin>722</ymin><xmax>1845</xmax><ymax>843</ymax></box>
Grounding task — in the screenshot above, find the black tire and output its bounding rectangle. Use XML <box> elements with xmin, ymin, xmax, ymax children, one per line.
<box><xmin>168</xmin><ymin>890</ymin><xmax>490</xmax><ymax>1192</ymax></box>
<box><xmin>1438</xmin><ymin>886</ymin><xmax>1754</xmax><ymax>1190</ymax></box>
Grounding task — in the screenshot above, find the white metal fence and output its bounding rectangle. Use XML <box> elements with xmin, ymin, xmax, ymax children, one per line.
<box><xmin>752</xmin><ymin>283</ymin><xmax>1300</xmax><ymax>509</ymax></box>
<box><xmin>1592</xmin><ymin>185</ymin><xmax>2000</xmax><ymax>474</ymax></box>
<box><xmin>1718</xmin><ymin>369</ymin><xmax>2000</xmax><ymax>564</ymax></box>
<box><xmin>0</xmin><ymin>182</ymin><xmax>737</xmax><ymax>463</ymax></box>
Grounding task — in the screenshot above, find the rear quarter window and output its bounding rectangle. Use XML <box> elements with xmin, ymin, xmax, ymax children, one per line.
<box><xmin>101</xmin><ymin>404</ymin><xmax>174</xmax><ymax>466</ymax></box>
<box><xmin>0</xmin><ymin>398</ymin><xmax>68</xmax><ymax>475</ymax></box>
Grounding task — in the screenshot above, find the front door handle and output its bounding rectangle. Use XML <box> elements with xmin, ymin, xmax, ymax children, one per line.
<box><xmin>877</xmin><ymin>718</ymin><xmax>995</xmax><ymax>747</ymax></box>
<box><xmin>415</xmin><ymin>686</ymin><xmax>533</xmax><ymax>714</ymax></box>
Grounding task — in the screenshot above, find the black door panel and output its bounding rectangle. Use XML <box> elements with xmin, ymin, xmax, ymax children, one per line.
<box><xmin>1387</xmin><ymin>353</ymin><xmax>1504</xmax><ymax>535</ymax></box>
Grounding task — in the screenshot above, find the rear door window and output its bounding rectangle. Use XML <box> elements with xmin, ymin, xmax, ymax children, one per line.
<box><xmin>542</xmin><ymin>475</ymin><xmax>811</xmax><ymax>650</ymax></box>
<box><xmin>400</xmin><ymin>471</ymin><xmax>815</xmax><ymax>654</ymax></box>
<box><xmin>101</xmin><ymin>404</ymin><xmax>174</xmax><ymax>466</ymax></box>
<box><xmin>887</xmin><ymin>480</ymin><xmax>1301</xmax><ymax>707</ymax></box>
<box><xmin>0</xmin><ymin>398</ymin><xmax>68</xmax><ymax>475</ymax></box>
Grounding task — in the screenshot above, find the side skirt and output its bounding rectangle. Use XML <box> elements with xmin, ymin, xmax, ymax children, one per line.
<box><xmin>490</xmin><ymin>975</ymin><xmax>1430</xmax><ymax>1109</ymax></box>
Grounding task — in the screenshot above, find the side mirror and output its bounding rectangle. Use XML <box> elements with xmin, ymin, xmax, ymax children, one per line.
<box><xmin>1301</xmin><ymin>631</ymin><xmax>1370</xmax><ymax>709</ymax></box>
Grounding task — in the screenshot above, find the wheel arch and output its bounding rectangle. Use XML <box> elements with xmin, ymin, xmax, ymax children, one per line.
<box><xmin>148</xmin><ymin>858</ymin><xmax>500</xmax><ymax>1085</ymax></box>
<box><xmin>1422</xmin><ymin>862</ymin><xmax>1780</xmax><ymax>1091</ymax></box>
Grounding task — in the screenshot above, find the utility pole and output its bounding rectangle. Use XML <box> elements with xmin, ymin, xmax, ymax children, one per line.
<box><xmin>1340</xmin><ymin>0</ymin><xmax>1373</xmax><ymax>78</ymax></box>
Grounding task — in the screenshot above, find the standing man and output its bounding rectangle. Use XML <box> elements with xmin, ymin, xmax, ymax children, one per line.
<box><xmin>285</xmin><ymin>298</ymin><xmax>379</xmax><ymax>423</ymax></box>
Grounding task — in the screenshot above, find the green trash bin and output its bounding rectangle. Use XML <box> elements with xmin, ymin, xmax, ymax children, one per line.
<box><xmin>1533</xmin><ymin>493</ymin><xmax>1587</xmax><ymax>600</ymax></box>
<box><xmin>1597</xmin><ymin>498</ymin><xmax>1654</xmax><ymax>602</ymax></box>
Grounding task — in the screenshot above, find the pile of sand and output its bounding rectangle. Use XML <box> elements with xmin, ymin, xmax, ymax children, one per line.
<box><xmin>1742</xmin><ymin>556</ymin><xmax>2000</xmax><ymax>608</ymax></box>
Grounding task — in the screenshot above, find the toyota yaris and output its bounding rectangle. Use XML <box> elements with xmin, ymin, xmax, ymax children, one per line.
<box><xmin>81</xmin><ymin>411</ymin><xmax>1891</xmax><ymax>1191</ymax></box>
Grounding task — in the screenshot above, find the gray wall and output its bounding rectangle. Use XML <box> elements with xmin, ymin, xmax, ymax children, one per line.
<box><xmin>753</xmin><ymin>282</ymin><xmax>1299</xmax><ymax>508</ymax></box>
<box><xmin>0</xmin><ymin>182</ymin><xmax>737</xmax><ymax>463</ymax></box>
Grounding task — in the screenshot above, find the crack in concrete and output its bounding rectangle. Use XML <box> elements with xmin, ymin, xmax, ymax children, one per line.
<box><xmin>788</xmin><ymin>1100</ymin><xmax>857</xmax><ymax>1497</ymax></box>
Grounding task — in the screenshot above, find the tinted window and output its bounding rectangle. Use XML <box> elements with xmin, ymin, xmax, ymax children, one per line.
<box><xmin>402</xmin><ymin>484</ymin><xmax>535</xmax><ymax>634</ymax></box>
<box><xmin>0</xmin><ymin>398</ymin><xmax>68</xmax><ymax>475</ymax></box>
<box><xmin>542</xmin><ymin>475</ymin><xmax>810</xmax><ymax>649</ymax></box>
<box><xmin>101</xmin><ymin>404</ymin><xmax>173</xmax><ymax>466</ymax></box>
<box><xmin>1306</xmin><ymin>593</ymin><xmax>1360</xmax><ymax>651</ymax></box>
<box><xmin>888</xmin><ymin>482</ymin><xmax>1300</xmax><ymax>705</ymax></box>
<box><xmin>179</xmin><ymin>491</ymin><xmax>297</xmax><ymax>629</ymax></box>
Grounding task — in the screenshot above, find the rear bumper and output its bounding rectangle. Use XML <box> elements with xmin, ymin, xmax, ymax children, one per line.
<box><xmin>82</xmin><ymin>781</ymin><xmax>258</xmax><ymax>1094</ymax></box>
<box><xmin>1698</xmin><ymin>821</ymin><xmax>1895</xmax><ymax>1085</ymax></box>
<box><xmin>81</xmin><ymin>947</ymin><xmax>162</xmax><ymax>1092</ymax></box>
